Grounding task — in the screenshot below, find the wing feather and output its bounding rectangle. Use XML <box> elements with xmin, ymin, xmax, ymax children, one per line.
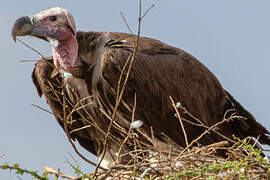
<box><xmin>32</xmin><ymin>58</ymin><xmax>97</xmax><ymax>155</ymax></box>
<box><xmin>77</xmin><ymin>31</ymin><xmax>270</xmax><ymax>146</ymax></box>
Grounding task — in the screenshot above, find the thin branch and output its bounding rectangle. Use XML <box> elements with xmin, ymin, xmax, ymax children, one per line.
<box><xmin>43</xmin><ymin>165</ymin><xmax>76</xmax><ymax>180</ymax></box>
<box><xmin>0</xmin><ymin>164</ymin><xmax>47</xmax><ymax>180</ymax></box>
<box><xmin>69</xmin><ymin>125</ymin><xmax>92</xmax><ymax>134</ymax></box>
<box><xmin>170</xmin><ymin>97</ymin><xmax>189</xmax><ymax>148</ymax></box>
<box><xmin>181</xmin><ymin>106</ymin><xmax>205</xmax><ymax>126</ymax></box>
<box><xmin>31</xmin><ymin>104</ymin><xmax>53</xmax><ymax>115</ymax></box>
<box><xmin>19</xmin><ymin>59</ymin><xmax>39</xmax><ymax>63</ymax></box>
<box><xmin>16</xmin><ymin>38</ymin><xmax>45</xmax><ymax>58</ymax></box>
<box><xmin>120</xmin><ymin>12</ymin><xmax>133</xmax><ymax>35</ymax></box>
<box><xmin>180</xmin><ymin>117</ymin><xmax>236</xmax><ymax>144</ymax></box>
<box><xmin>176</xmin><ymin>112</ymin><xmax>242</xmax><ymax>159</ymax></box>
<box><xmin>141</xmin><ymin>3</ymin><xmax>156</xmax><ymax>20</ymax></box>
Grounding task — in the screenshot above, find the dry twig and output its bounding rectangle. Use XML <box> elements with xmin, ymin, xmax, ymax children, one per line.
<box><xmin>43</xmin><ymin>165</ymin><xmax>76</xmax><ymax>180</ymax></box>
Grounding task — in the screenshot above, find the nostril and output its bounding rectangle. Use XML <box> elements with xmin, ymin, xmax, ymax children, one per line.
<box><xmin>29</xmin><ymin>16</ymin><xmax>37</xmax><ymax>24</ymax></box>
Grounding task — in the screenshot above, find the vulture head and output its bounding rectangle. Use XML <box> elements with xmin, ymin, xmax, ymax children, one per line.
<box><xmin>12</xmin><ymin>7</ymin><xmax>80</xmax><ymax>73</ymax></box>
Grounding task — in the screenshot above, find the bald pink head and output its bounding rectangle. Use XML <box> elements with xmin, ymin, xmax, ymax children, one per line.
<box><xmin>33</xmin><ymin>7</ymin><xmax>76</xmax><ymax>41</ymax></box>
<box><xmin>12</xmin><ymin>7</ymin><xmax>81</xmax><ymax>72</ymax></box>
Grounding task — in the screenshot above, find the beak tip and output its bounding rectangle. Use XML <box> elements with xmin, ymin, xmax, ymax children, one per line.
<box><xmin>11</xmin><ymin>16</ymin><xmax>32</xmax><ymax>42</ymax></box>
<box><xmin>12</xmin><ymin>32</ymin><xmax>17</xmax><ymax>42</ymax></box>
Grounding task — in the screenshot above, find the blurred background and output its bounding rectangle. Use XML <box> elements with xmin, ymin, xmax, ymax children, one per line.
<box><xmin>1</xmin><ymin>0</ymin><xmax>270</xmax><ymax>179</ymax></box>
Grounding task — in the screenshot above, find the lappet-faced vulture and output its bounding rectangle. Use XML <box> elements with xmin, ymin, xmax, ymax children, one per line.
<box><xmin>12</xmin><ymin>7</ymin><xmax>270</xmax><ymax>167</ymax></box>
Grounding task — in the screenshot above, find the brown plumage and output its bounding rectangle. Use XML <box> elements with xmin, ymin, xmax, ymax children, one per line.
<box><xmin>13</xmin><ymin>7</ymin><xmax>270</xmax><ymax>167</ymax></box>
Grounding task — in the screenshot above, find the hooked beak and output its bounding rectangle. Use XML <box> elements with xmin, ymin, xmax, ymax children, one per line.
<box><xmin>12</xmin><ymin>16</ymin><xmax>48</xmax><ymax>42</ymax></box>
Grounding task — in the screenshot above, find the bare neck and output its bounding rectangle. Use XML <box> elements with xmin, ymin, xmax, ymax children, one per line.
<box><xmin>52</xmin><ymin>35</ymin><xmax>80</xmax><ymax>72</ymax></box>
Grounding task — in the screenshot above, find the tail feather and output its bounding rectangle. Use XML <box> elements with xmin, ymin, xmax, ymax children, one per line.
<box><xmin>225</xmin><ymin>90</ymin><xmax>270</xmax><ymax>145</ymax></box>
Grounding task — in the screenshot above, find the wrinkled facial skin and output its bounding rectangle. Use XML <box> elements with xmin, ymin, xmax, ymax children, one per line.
<box><xmin>32</xmin><ymin>11</ymin><xmax>74</xmax><ymax>41</ymax></box>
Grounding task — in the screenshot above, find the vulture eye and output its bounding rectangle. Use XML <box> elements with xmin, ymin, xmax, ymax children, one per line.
<box><xmin>49</xmin><ymin>16</ymin><xmax>57</xmax><ymax>22</ymax></box>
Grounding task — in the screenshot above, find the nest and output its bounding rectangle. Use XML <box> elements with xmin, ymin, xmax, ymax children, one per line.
<box><xmin>87</xmin><ymin>139</ymin><xmax>269</xmax><ymax>180</ymax></box>
<box><xmin>32</xmin><ymin>58</ymin><xmax>270</xmax><ymax>180</ymax></box>
<box><xmin>42</xmin><ymin>137</ymin><xmax>270</xmax><ymax>180</ymax></box>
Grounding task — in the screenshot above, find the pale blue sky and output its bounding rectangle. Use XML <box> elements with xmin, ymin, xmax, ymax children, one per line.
<box><xmin>1</xmin><ymin>0</ymin><xmax>270</xmax><ymax>179</ymax></box>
